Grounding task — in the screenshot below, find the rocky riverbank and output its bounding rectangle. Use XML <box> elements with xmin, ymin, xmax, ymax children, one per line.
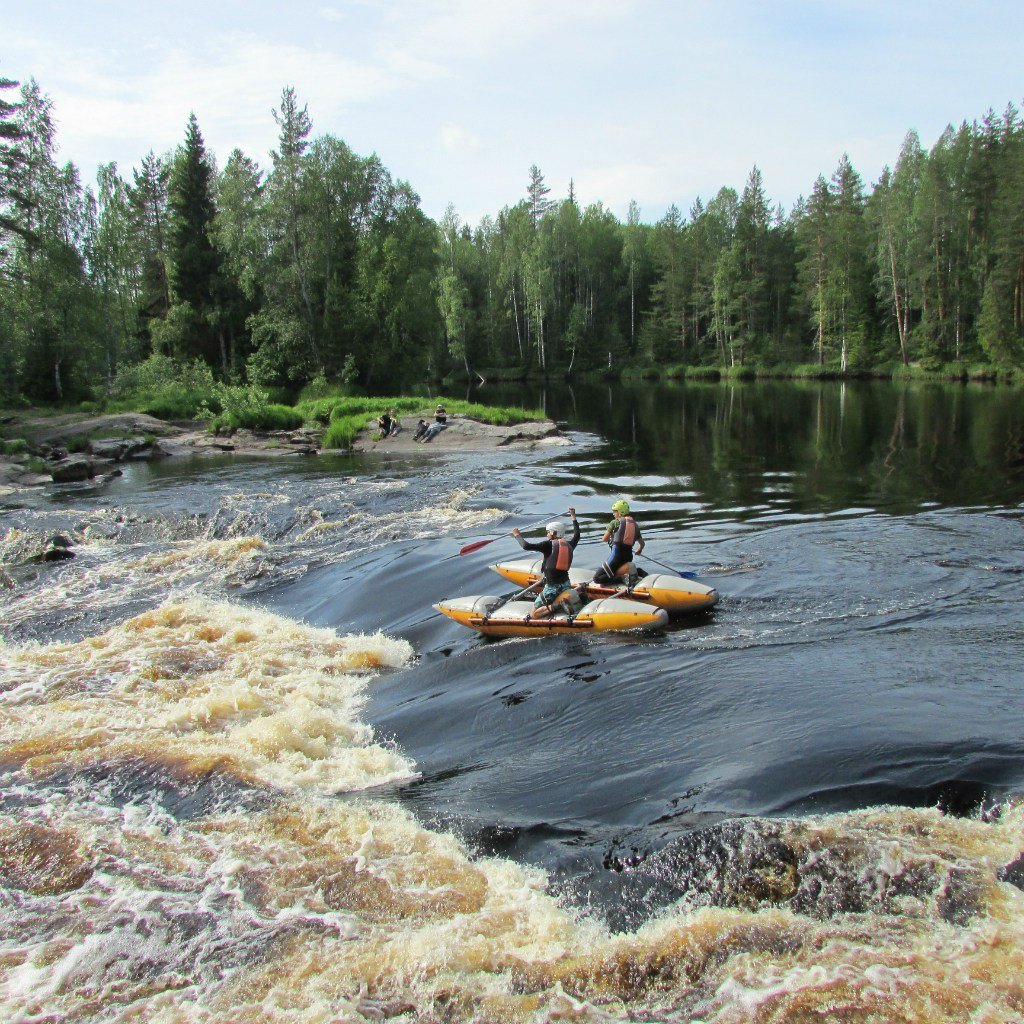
<box><xmin>0</xmin><ymin>409</ymin><xmax>570</xmax><ymax>496</ymax></box>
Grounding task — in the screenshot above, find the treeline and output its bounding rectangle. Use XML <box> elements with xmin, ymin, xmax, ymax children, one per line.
<box><xmin>1</xmin><ymin>74</ymin><xmax>1023</xmax><ymax>407</ymax></box>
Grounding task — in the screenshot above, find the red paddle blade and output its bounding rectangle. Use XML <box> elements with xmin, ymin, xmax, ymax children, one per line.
<box><xmin>458</xmin><ymin>538</ymin><xmax>498</xmax><ymax>556</ymax></box>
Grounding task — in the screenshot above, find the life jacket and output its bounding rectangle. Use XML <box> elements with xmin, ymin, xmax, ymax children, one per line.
<box><xmin>614</xmin><ymin>516</ymin><xmax>637</xmax><ymax>547</ymax></box>
<box><xmin>543</xmin><ymin>538</ymin><xmax>573</xmax><ymax>580</ymax></box>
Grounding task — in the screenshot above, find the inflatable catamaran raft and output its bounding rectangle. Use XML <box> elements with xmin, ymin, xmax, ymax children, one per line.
<box><xmin>433</xmin><ymin>593</ymin><xmax>669</xmax><ymax>638</ymax></box>
<box><xmin>489</xmin><ymin>557</ymin><xmax>720</xmax><ymax>615</ymax></box>
<box><xmin>433</xmin><ymin>559</ymin><xmax>717</xmax><ymax>638</ymax></box>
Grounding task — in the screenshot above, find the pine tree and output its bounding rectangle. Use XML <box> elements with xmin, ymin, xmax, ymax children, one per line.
<box><xmin>527</xmin><ymin>164</ymin><xmax>554</xmax><ymax>227</ymax></box>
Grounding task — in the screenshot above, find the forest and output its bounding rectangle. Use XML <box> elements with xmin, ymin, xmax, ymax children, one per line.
<box><xmin>1</xmin><ymin>75</ymin><xmax>1023</xmax><ymax>409</ymax></box>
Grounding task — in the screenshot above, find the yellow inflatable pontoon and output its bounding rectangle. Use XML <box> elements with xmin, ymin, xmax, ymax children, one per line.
<box><xmin>433</xmin><ymin>594</ymin><xmax>669</xmax><ymax>638</ymax></box>
<box><xmin>489</xmin><ymin>557</ymin><xmax>719</xmax><ymax>615</ymax></box>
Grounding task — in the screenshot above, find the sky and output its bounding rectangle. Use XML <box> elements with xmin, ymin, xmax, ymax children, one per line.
<box><xmin>5</xmin><ymin>0</ymin><xmax>1023</xmax><ymax>226</ymax></box>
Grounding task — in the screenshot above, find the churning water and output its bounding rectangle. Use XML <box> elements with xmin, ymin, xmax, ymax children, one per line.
<box><xmin>3</xmin><ymin>381</ymin><xmax>1024</xmax><ymax>1022</ymax></box>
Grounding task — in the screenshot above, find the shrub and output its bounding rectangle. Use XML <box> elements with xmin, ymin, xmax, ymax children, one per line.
<box><xmin>1</xmin><ymin>438</ymin><xmax>29</xmax><ymax>456</ymax></box>
<box><xmin>65</xmin><ymin>435</ymin><xmax>92</xmax><ymax>454</ymax></box>
<box><xmin>138</xmin><ymin>386</ymin><xmax>213</xmax><ymax>421</ymax></box>
<box><xmin>111</xmin><ymin>355</ymin><xmax>218</xmax><ymax>419</ymax></box>
<box><xmin>209</xmin><ymin>383</ymin><xmax>305</xmax><ymax>432</ymax></box>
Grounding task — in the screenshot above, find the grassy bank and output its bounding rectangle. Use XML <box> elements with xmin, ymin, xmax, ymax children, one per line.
<box><xmin>618</xmin><ymin>361</ymin><xmax>1023</xmax><ymax>385</ymax></box>
<box><xmin>307</xmin><ymin>396</ymin><xmax>546</xmax><ymax>449</ymax></box>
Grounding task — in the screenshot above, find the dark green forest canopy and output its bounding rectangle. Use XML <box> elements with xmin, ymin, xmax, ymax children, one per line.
<box><xmin>1</xmin><ymin>77</ymin><xmax>1023</xmax><ymax>406</ymax></box>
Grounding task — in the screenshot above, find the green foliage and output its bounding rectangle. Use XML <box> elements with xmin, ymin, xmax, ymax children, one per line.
<box><xmin>64</xmin><ymin>435</ymin><xmax>91</xmax><ymax>454</ymax></box>
<box><xmin>6</xmin><ymin>81</ymin><xmax>1024</xmax><ymax>406</ymax></box>
<box><xmin>110</xmin><ymin>355</ymin><xmax>218</xmax><ymax>419</ymax></box>
<box><xmin>789</xmin><ymin>362</ymin><xmax>844</xmax><ymax>379</ymax></box>
<box><xmin>322</xmin><ymin>415</ymin><xmax>367</xmax><ymax>450</ymax></box>
<box><xmin>724</xmin><ymin>364</ymin><xmax>757</xmax><ymax>381</ymax></box>
<box><xmin>298</xmin><ymin>372</ymin><xmax>334</xmax><ymax>401</ymax></box>
<box><xmin>448</xmin><ymin>401</ymin><xmax>545</xmax><ymax>426</ymax></box>
<box><xmin>218</xmin><ymin>403</ymin><xmax>305</xmax><ymax>432</ymax></box>
<box><xmin>684</xmin><ymin>365</ymin><xmax>723</xmax><ymax>380</ymax></box>
<box><xmin>0</xmin><ymin>438</ymin><xmax>29</xmax><ymax>456</ymax></box>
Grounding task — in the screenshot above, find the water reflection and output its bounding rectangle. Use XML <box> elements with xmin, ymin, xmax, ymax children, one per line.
<box><xmin>478</xmin><ymin>380</ymin><xmax>1024</xmax><ymax>515</ymax></box>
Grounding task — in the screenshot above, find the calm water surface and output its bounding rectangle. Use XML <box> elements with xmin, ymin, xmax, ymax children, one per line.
<box><xmin>2</xmin><ymin>379</ymin><xmax>1024</xmax><ymax>1022</ymax></box>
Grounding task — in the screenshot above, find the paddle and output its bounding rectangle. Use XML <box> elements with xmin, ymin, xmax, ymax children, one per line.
<box><xmin>637</xmin><ymin>552</ymin><xmax>697</xmax><ymax>580</ymax></box>
<box><xmin>458</xmin><ymin>511</ymin><xmax>568</xmax><ymax>556</ymax></box>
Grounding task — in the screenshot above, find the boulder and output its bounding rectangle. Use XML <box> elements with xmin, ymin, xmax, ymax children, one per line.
<box><xmin>50</xmin><ymin>458</ymin><xmax>95</xmax><ymax>483</ymax></box>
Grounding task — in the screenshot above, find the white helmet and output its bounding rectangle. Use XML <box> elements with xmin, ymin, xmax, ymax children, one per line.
<box><xmin>546</xmin><ymin>520</ymin><xmax>566</xmax><ymax>538</ymax></box>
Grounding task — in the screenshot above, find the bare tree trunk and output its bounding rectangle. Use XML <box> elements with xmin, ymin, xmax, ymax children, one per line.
<box><xmin>510</xmin><ymin>281</ymin><xmax>523</xmax><ymax>359</ymax></box>
<box><xmin>887</xmin><ymin>230</ymin><xmax>910</xmax><ymax>365</ymax></box>
<box><xmin>219</xmin><ymin>328</ymin><xmax>229</xmax><ymax>379</ymax></box>
<box><xmin>817</xmin><ymin>231</ymin><xmax>826</xmax><ymax>365</ymax></box>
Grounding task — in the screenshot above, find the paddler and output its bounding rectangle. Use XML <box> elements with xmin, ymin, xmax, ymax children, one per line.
<box><xmin>511</xmin><ymin>507</ymin><xmax>579</xmax><ymax>619</ymax></box>
<box><xmin>593</xmin><ymin>499</ymin><xmax>644</xmax><ymax>584</ymax></box>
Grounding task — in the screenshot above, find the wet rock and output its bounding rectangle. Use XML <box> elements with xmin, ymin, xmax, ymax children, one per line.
<box><xmin>50</xmin><ymin>457</ymin><xmax>95</xmax><ymax>483</ymax></box>
<box><xmin>89</xmin><ymin>438</ymin><xmax>138</xmax><ymax>461</ymax></box>
<box><xmin>30</xmin><ymin>534</ymin><xmax>76</xmax><ymax>562</ymax></box>
<box><xmin>936</xmin><ymin>866</ymin><xmax>983</xmax><ymax>925</ymax></box>
<box><xmin>999</xmin><ymin>852</ymin><xmax>1024</xmax><ymax>892</ymax></box>
<box><xmin>628</xmin><ymin>817</ymin><xmax>960</xmax><ymax>922</ymax></box>
<box><xmin>41</xmin><ymin>546</ymin><xmax>75</xmax><ymax>561</ymax></box>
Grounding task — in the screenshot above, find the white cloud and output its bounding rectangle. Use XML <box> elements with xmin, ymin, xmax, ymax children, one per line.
<box><xmin>440</xmin><ymin>122</ymin><xmax>485</xmax><ymax>155</ymax></box>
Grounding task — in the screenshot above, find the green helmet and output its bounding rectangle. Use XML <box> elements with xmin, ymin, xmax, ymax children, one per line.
<box><xmin>611</xmin><ymin>500</ymin><xmax>630</xmax><ymax>514</ymax></box>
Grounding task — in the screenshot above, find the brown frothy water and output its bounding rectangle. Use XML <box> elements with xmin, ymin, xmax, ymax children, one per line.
<box><xmin>2</xmin><ymin>600</ymin><xmax>1024</xmax><ymax>1022</ymax></box>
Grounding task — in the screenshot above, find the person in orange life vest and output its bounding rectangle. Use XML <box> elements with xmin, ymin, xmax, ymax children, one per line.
<box><xmin>511</xmin><ymin>508</ymin><xmax>579</xmax><ymax>619</ymax></box>
<box><xmin>593</xmin><ymin>499</ymin><xmax>644</xmax><ymax>584</ymax></box>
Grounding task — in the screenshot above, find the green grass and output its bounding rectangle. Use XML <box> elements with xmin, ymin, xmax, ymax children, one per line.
<box><xmin>111</xmin><ymin>387</ymin><xmax>220</xmax><ymax>421</ymax></box>
<box><xmin>683</xmin><ymin>365</ymin><xmax>723</xmax><ymax>380</ymax></box>
<box><xmin>890</xmin><ymin>362</ymin><xmax>972</xmax><ymax>383</ymax></box>
<box><xmin>323</xmin><ymin>414</ymin><xmax>371</xmax><ymax>450</ymax></box>
<box><xmin>212</xmin><ymin>404</ymin><xmax>305</xmax><ymax>432</ymax></box>
<box><xmin>0</xmin><ymin>438</ymin><xmax>29</xmax><ymax>456</ymax></box>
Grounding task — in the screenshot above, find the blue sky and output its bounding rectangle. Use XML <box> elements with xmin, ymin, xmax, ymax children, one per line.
<box><xmin>5</xmin><ymin>0</ymin><xmax>1023</xmax><ymax>225</ymax></box>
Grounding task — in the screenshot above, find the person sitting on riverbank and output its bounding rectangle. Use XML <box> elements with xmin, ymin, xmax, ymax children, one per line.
<box><xmin>593</xmin><ymin>499</ymin><xmax>644</xmax><ymax>584</ymax></box>
<box><xmin>511</xmin><ymin>509</ymin><xmax>580</xmax><ymax>619</ymax></box>
<box><xmin>375</xmin><ymin>411</ymin><xmax>394</xmax><ymax>439</ymax></box>
<box><xmin>412</xmin><ymin>419</ymin><xmax>429</xmax><ymax>441</ymax></box>
<box><xmin>419</xmin><ymin>420</ymin><xmax>448</xmax><ymax>442</ymax></box>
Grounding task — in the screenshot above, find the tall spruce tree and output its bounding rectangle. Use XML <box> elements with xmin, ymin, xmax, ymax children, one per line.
<box><xmin>0</xmin><ymin>72</ymin><xmax>26</xmax><ymax>251</ymax></box>
<box><xmin>128</xmin><ymin>152</ymin><xmax>172</xmax><ymax>357</ymax></box>
<box><xmin>165</xmin><ymin>113</ymin><xmax>223</xmax><ymax>369</ymax></box>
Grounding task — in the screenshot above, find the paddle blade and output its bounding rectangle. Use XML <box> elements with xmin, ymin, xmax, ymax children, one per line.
<box><xmin>459</xmin><ymin>537</ymin><xmax>499</xmax><ymax>556</ymax></box>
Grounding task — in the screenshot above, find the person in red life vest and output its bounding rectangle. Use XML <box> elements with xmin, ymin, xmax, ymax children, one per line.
<box><xmin>511</xmin><ymin>508</ymin><xmax>580</xmax><ymax>619</ymax></box>
<box><xmin>593</xmin><ymin>499</ymin><xmax>644</xmax><ymax>584</ymax></box>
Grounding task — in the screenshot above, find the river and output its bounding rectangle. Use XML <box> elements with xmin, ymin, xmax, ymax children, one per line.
<box><xmin>2</xmin><ymin>379</ymin><xmax>1024</xmax><ymax>1022</ymax></box>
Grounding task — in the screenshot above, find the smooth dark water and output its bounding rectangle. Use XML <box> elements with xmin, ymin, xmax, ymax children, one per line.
<box><xmin>3</xmin><ymin>378</ymin><xmax>1024</xmax><ymax>1021</ymax></box>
